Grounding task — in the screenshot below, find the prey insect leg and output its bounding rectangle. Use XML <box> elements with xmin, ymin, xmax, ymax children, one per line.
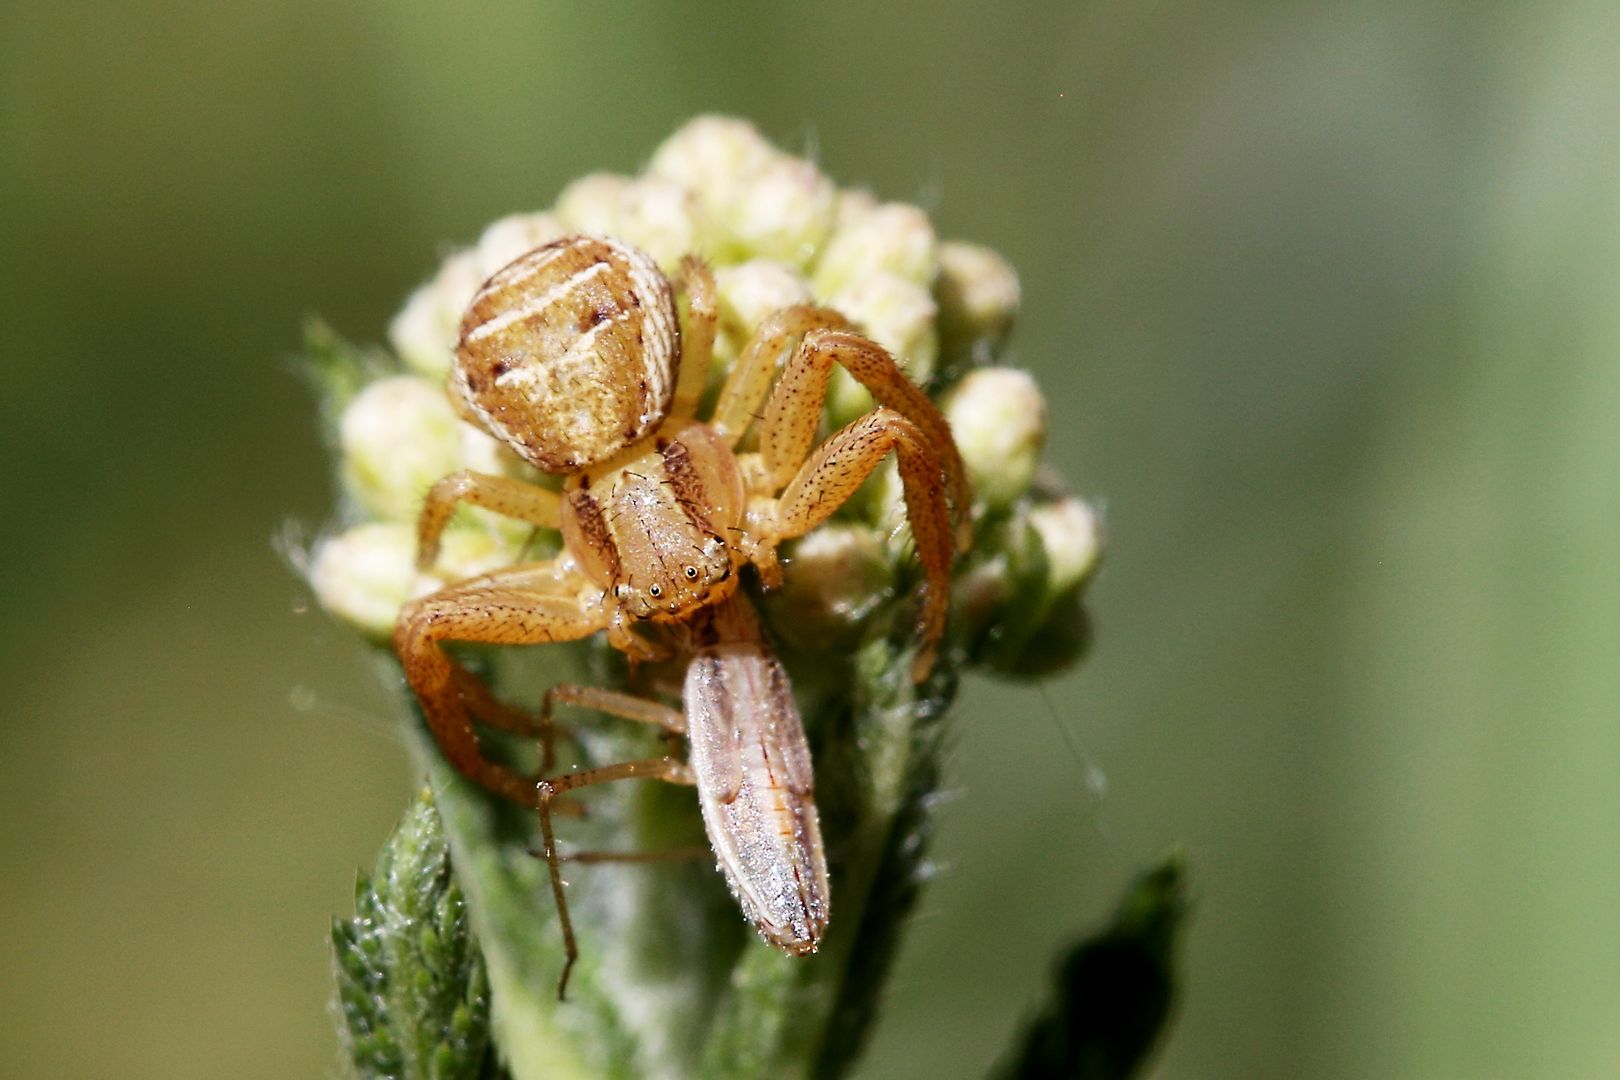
<box><xmin>535</xmin><ymin>756</ymin><xmax>697</xmax><ymax>1000</ymax></box>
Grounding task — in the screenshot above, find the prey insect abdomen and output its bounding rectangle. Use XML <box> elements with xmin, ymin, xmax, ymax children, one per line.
<box><xmin>683</xmin><ymin>611</ymin><xmax>830</xmax><ymax>954</ymax></box>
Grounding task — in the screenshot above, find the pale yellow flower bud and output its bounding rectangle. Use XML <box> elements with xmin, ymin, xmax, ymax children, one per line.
<box><xmin>309</xmin><ymin>522</ymin><xmax>418</xmax><ymax>639</ymax></box>
<box><xmin>388</xmin><ymin>250</ymin><xmax>484</xmax><ymax>379</ymax></box>
<box><xmin>1029</xmin><ymin>495</ymin><xmax>1104</xmax><ymax>596</ymax></box>
<box><xmin>726</xmin><ymin>154</ymin><xmax>837</xmax><ymax>266</ymax></box>
<box><xmin>647</xmin><ymin>115</ymin><xmax>780</xmax><ymax>216</ymax></box>
<box><xmin>615</xmin><ymin>176</ymin><xmax>703</xmax><ymax>270</ymax></box>
<box><xmin>309</xmin><ymin>522</ymin><xmax>511</xmax><ymax>640</ymax></box>
<box><xmin>937</xmin><ymin>242</ymin><xmax>1019</xmax><ymax>350</ymax></box>
<box><xmin>474</xmin><ymin>212</ymin><xmax>564</xmax><ymax>275</ymax></box>
<box><xmin>942</xmin><ymin>367</ymin><xmax>1047</xmax><ymax>510</ymax></box>
<box><xmin>829</xmin><ymin>271</ymin><xmax>939</xmax><ymax>376</ymax></box>
<box><xmin>825</xmin><ymin>272</ymin><xmax>939</xmax><ymax>423</ymax></box>
<box><xmin>554</xmin><ymin>172</ymin><xmax>631</xmax><ymax>233</ymax></box>
<box><xmin>717</xmin><ymin>258</ymin><xmax>813</xmax><ymax>331</ymax></box>
<box><xmin>556</xmin><ymin>173</ymin><xmax>701</xmax><ymax>270</ymax></box>
<box><xmin>714</xmin><ymin>258</ymin><xmax>813</xmax><ymax>364</ymax></box>
<box><xmin>812</xmin><ymin>201</ymin><xmax>938</xmax><ymax>296</ymax></box>
<box><xmin>831</xmin><ymin>188</ymin><xmax>879</xmax><ymax>231</ymax></box>
<box><xmin>339</xmin><ymin>376</ymin><xmax>463</xmax><ymax>521</ymax></box>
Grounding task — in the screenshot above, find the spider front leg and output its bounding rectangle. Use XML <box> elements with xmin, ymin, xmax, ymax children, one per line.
<box><xmin>754</xmin><ymin>406</ymin><xmax>958</xmax><ymax>680</ymax></box>
<box><xmin>758</xmin><ymin>327</ymin><xmax>972</xmax><ymax>551</ymax></box>
<box><xmin>708</xmin><ymin>306</ymin><xmax>852</xmax><ymax>442</ymax></box>
<box><xmin>394</xmin><ymin>561</ymin><xmax>616</xmax><ymax>808</ymax></box>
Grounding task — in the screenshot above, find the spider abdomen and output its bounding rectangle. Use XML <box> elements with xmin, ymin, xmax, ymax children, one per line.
<box><xmin>453</xmin><ymin>235</ymin><xmax>680</xmax><ymax>473</ymax></box>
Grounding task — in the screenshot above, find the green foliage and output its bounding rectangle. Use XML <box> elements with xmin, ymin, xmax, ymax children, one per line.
<box><xmin>993</xmin><ymin>855</ymin><xmax>1188</xmax><ymax>1080</ymax></box>
<box><xmin>332</xmin><ymin>788</ymin><xmax>495</xmax><ymax>1080</ymax></box>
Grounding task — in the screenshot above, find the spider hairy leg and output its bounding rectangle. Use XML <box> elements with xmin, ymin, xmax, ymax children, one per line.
<box><xmin>765</xmin><ymin>407</ymin><xmax>956</xmax><ymax>679</ymax></box>
<box><xmin>394</xmin><ymin>562</ymin><xmax>611</xmax><ymax>808</ymax></box>
<box><xmin>709</xmin><ymin>306</ymin><xmax>851</xmax><ymax>443</ymax></box>
<box><xmin>668</xmin><ymin>256</ymin><xmax>718</xmax><ymax>421</ymax></box>
<box><xmin>416</xmin><ymin>470</ymin><xmax>563</xmax><ymax>570</ymax></box>
<box><xmin>762</xmin><ymin>329</ymin><xmax>972</xmax><ymax>552</ymax></box>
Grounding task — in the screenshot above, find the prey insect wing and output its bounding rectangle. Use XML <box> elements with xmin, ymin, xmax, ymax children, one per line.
<box><xmin>682</xmin><ymin>595</ymin><xmax>828</xmax><ymax>955</ymax></box>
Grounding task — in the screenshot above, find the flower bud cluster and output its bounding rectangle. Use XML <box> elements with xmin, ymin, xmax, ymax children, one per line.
<box><xmin>308</xmin><ymin>116</ymin><xmax>1098</xmax><ymax>673</ymax></box>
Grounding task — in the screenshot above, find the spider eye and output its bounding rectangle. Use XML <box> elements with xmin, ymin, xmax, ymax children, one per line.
<box><xmin>684</xmin><ymin>565</ymin><xmax>699</xmax><ymax>580</ymax></box>
<box><xmin>648</xmin><ymin>584</ymin><xmax>662</xmax><ymax>598</ymax></box>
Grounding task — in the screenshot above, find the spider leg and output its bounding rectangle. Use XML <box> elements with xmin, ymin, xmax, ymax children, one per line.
<box><xmin>709</xmin><ymin>306</ymin><xmax>852</xmax><ymax>443</ymax></box>
<box><xmin>759</xmin><ymin>328</ymin><xmax>971</xmax><ymax>552</ymax></box>
<box><xmin>394</xmin><ymin>561</ymin><xmax>612</xmax><ymax>808</ymax></box>
<box><xmin>760</xmin><ymin>407</ymin><xmax>956</xmax><ymax>680</ymax></box>
<box><xmin>668</xmin><ymin>255</ymin><xmax>718</xmax><ymax>421</ymax></box>
<box><xmin>415</xmin><ymin>470</ymin><xmax>562</xmax><ymax>571</ymax></box>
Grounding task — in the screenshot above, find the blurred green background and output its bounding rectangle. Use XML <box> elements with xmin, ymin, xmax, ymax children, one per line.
<box><xmin>4</xmin><ymin>2</ymin><xmax>1617</xmax><ymax>1076</ymax></box>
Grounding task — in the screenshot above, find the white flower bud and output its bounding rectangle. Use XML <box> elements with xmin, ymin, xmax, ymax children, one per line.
<box><xmin>942</xmin><ymin>367</ymin><xmax>1047</xmax><ymax>509</ymax></box>
<box><xmin>812</xmin><ymin>201</ymin><xmax>938</xmax><ymax>296</ymax></box>
<box><xmin>825</xmin><ymin>272</ymin><xmax>939</xmax><ymax>423</ymax></box>
<box><xmin>433</xmin><ymin>527</ymin><xmax>520</xmax><ymax>586</ymax></box>
<box><xmin>648</xmin><ymin>115</ymin><xmax>780</xmax><ymax>213</ymax></box>
<box><xmin>339</xmin><ymin>376</ymin><xmax>463</xmax><ymax>521</ymax></box>
<box><xmin>937</xmin><ymin>242</ymin><xmax>1019</xmax><ymax>348</ymax></box>
<box><xmin>556</xmin><ymin>173</ymin><xmax>701</xmax><ymax>270</ymax></box>
<box><xmin>831</xmin><ymin>188</ymin><xmax>879</xmax><ymax>231</ymax></box>
<box><xmin>652</xmin><ymin>117</ymin><xmax>840</xmax><ymax>264</ymax></box>
<box><xmin>555</xmin><ymin>172</ymin><xmax>632</xmax><ymax>234</ymax></box>
<box><xmin>725</xmin><ymin>154</ymin><xmax>837</xmax><ymax>266</ymax></box>
<box><xmin>389</xmin><ymin>249</ymin><xmax>484</xmax><ymax>378</ymax></box>
<box><xmin>716</xmin><ymin>258</ymin><xmax>813</xmax><ymax>331</ymax></box>
<box><xmin>474</xmin><ymin>212</ymin><xmax>564</xmax><ymax>275</ymax></box>
<box><xmin>309</xmin><ymin>523</ymin><xmax>512</xmax><ymax>640</ymax></box>
<box><xmin>309</xmin><ymin>522</ymin><xmax>418</xmax><ymax>639</ymax></box>
<box><xmin>829</xmin><ymin>271</ymin><xmax>938</xmax><ymax>375</ymax></box>
<box><xmin>614</xmin><ymin>175</ymin><xmax>702</xmax><ymax>270</ymax></box>
<box><xmin>713</xmin><ymin>258</ymin><xmax>812</xmax><ymax>364</ymax></box>
<box><xmin>1028</xmin><ymin>496</ymin><xmax>1104</xmax><ymax>596</ymax></box>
